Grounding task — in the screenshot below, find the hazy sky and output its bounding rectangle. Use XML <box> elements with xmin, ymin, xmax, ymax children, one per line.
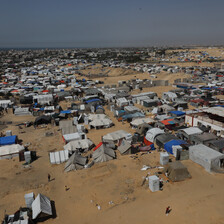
<box><xmin>0</xmin><ymin>0</ymin><xmax>224</xmax><ymax>48</ymax></box>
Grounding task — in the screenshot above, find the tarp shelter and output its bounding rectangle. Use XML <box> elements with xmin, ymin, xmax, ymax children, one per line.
<box><xmin>155</xmin><ymin>133</ymin><xmax>179</xmax><ymax>148</ymax></box>
<box><xmin>49</xmin><ymin>150</ymin><xmax>69</xmax><ymax>164</ymax></box>
<box><xmin>0</xmin><ymin>135</ymin><xmax>17</xmax><ymax>146</ymax></box>
<box><xmin>64</xmin><ymin>139</ymin><xmax>94</xmax><ymax>153</ymax></box>
<box><xmin>63</xmin><ymin>132</ymin><xmax>86</xmax><ymax>143</ymax></box>
<box><xmin>136</xmin><ymin>123</ymin><xmax>152</xmax><ymax>135</ymax></box>
<box><xmin>169</xmin><ymin>111</ymin><xmax>186</xmax><ymax>117</ymax></box>
<box><xmin>189</xmin><ymin>144</ymin><xmax>224</xmax><ymax>172</ymax></box>
<box><xmin>34</xmin><ymin>115</ymin><xmax>51</xmax><ymax>125</ymax></box>
<box><xmin>0</xmin><ymin>144</ymin><xmax>24</xmax><ymax>159</ymax></box>
<box><xmin>164</xmin><ymin>161</ymin><xmax>191</xmax><ymax>182</ymax></box>
<box><xmin>92</xmin><ymin>144</ymin><xmax>116</xmax><ymax>163</ymax></box>
<box><xmin>145</xmin><ymin>128</ymin><xmax>164</xmax><ymax>143</ymax></box>
<box><xmin>32</xmin><ymin>194</ymin><xmax>52</xmax><ymax>220</ymax></box>
<box><xmin>103</xmin><ymin>130</ymin><xmax>132</xmax><ymax>143</ymax></box>
<box><xmin>24</xmin><ymin>192</ymin><xmax>34</xmax><ymax>208</ymax></box>
<box><xmin>164</xmin><ymin>139</ymin><xmax>186</xmax><ymax>155</ymax></box>
<box><xmin>64</xmin><ymin>153</ymin><xmax>87</xmax><ymax>172</ymax></box>
<box><xmin>130</xmin><ymin>117</ymin><xmax>154</xmax><ymax>128</ymax></box>
<box><xmin>14</xmin><ymin>107</ymin><xmax>32</xmax><ymax>116</ymax></box>
<box><xmin>118</xmin><ymin>139</ymin><xmax>131</xmax><ymax>155</ymax></box>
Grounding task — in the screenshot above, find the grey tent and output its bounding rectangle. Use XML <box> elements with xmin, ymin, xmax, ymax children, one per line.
<box><xmin>32</xmin><ymin>194</ymin><xmax>52</xmax><ymax>220</ymax></box>
<box><xmin>64</xmin><ymin>153</ymin><xmax>87</xmax><ymax>172</ymax></box>
<box><xmin>155</xmin><ymin>133</ymin><xmax>179</xmax><ymax>148</ymax></box>
<box><xmin>135</xmin><ymin>123</ymin><xmax>152</xmax><ymax>135</ymax></box>
<box><xmin>163</xmin><ymin>161</ymin><xmax>191</xmax><ymax>182</ymax></box>
<box><xmin>118</xmin><ymin>139</ymin><xmax>131</xmax><ymax>155</ymax></box>
<box><xmin>92</xmin><ymin>144</ymin><xmax>116</xmax><ymax>163</ymax></box>
<box><xmin>189</xmin><ymin>144</ymin><xmax>224</xmax><ymax>172</ymax></box>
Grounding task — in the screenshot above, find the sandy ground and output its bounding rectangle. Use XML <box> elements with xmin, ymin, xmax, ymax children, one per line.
<box><xmin>0</xmin><ymin>107</ymin><xmax>224</xmax><ymax>224</ymax></box>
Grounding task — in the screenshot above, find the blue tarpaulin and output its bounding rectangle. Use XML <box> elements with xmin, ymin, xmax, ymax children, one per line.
<box><xmin>0</xmin><ymin>135</ymin><xmax>17</xmax><ymax>146</ymax></box>
<box><xmin>164</xmin><ymin>139</ymin><xmax>186</xmax><ymax>154</ymax></box>
<box><xmin>85</xmin><ymin>99</ymin><xmax>101</xmax><ymax>104</ymax></box>
<box><xmin>60</xmin><ymin>110</ymin><xmax>71</xmax><ymax>114</ymax></box>
<box><xmin>170</xmin><ymin>111</ymin><xmax>186</xmax><ymax>116</ymax></box>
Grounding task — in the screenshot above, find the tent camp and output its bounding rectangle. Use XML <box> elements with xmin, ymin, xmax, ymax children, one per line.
<box><xmin>32</xmin><ymin>194</ymin><xmax>52</xmax><ymax>220</ymax></box>
<box><xmin>92</xmin><ymin>143</ymin><xmax>116</xmax><ymax>163</ymax></box>
<box><xmin>164</xmin><ymin>161</ymin><xmax>191</xmax><ymax>182</ymax></box>
<box><xmin>63</xmin><ymin>139</ymin><xmax>94</xmax><ymax>153</ymax></box>
<box><xmin>0</xmin><ymin>144</ymin><xmax>24</xmax><ymax>159</ymax></box>
<box><xmin>189</xmin><ymin>144</ymin><xmax>224</xmax><ymax>172</ymax></box>
<box><xmin>64</xmin><ymin>153</ymin><xmax>87</xmax><ymax>172</ymax></box>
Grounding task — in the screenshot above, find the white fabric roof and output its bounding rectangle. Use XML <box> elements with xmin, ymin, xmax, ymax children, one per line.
<box><xmin>203</xmin><ymin>107</ymin><xmax>224</xmax><ymax>118</ymax></box>
<box><xmin>0</xmin><ymin>144</ymin><xmax>24</xmax><ymax>157</ymax></box>
<box><xmin>103</xmin><ymin>130</ymin><xmax>131</xmax><ymax>141</ymax></box>
<box><xmin>145</xmin><ymin>128</ymin><xmax>165</xmax><ymax>142</ymax></box>
<box><xmin>49</xmin><ymin>150</ymin><xmax>69</xmax><ymax>164</ymax></box>
<box><xmin>32</xmin><ymin>194</ymin><xmax>52</xmax><ymax>219</ymax></box>
<box><xmin>64</xmin><ymin>139</ymin><xmax>93</xmax><ymax>151</ymax></box>
<box><xmin>181</xmin><ymin>127</ymin><xmax>203</xmax><ymax>136</ymax></box>
<box><xmin>131</xmin><ymin>117</ymin><xmax>154</xmax><ymax>126</ymax></box>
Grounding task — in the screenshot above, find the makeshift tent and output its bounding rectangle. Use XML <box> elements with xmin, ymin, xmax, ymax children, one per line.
<box><xmin>0</xmin><ymin>144</ymin><xmax>24</xmax><ymax>159</ymax></box>
<box><xmin>63</xmin><ymin>139</ymin><xmax>94</xmax><ymax>152</ymax></box>
<box><xmin>135</xmin><ymin>123</ymin><xmax>152</xmax><ymax>135</ymax></box>
<box><xmin>103</xmin><ymin>130</ymin><xmax>132</xmax><ymax>143</ymax></box>
<box><xmin>14</xmin><ymin>107</ymin><xmax>32</xmax><ymax>116</ymax></box>
<box><xmin>145</xmin><ymin>128</ymin><xmax>164</xmax><ymax>143</ymax></box>
<box><xmin>92</xmin><ymin>144</ymin><xmax>116</xmax><ymax>163</ymax></box>
<box><xmin>34</xmin><ymin>115</ymin><xmax>51</xmax><ymax>125</ymax></box>
<box><xmin>155</xmin><ymin>134</ymin><xmax>179</xmax><ymax>148</ymax></box>
<box><xmin>118</xmin><ymin>139</ymin><xmax>131</xmax><ymax>155</ymax></box>
<box><xmin>64</xmin><ymin>153</ymin><xmax>87</xmax><ymax>172</ymax></box>
<box><xmin>49</xmin><ymin>150</ymin><xmax>69</xmax><ymax>164</ymax></box>
<box><xmin>189</xmin><ymin>144</ymin><xmax>224</xmax><ymax>172</ymax></box>
<box><xmin>163</xmin><ymin>161</ymin><xmax>191</xmax><ymax>182</ymax></box>
<box><xmin>164</xmin><ymin>139</ymin><xmax>186</xmax><ymax>155</ymax></box>
<box><xmin>32</xmin><ymin>194</ymin><xmax>52</xmax><ymax>220</ymax></box>
<box><xmin>0</xmin><ymin>135</ymin><xmax>17</xmax><ymax>146</ymax></box>
<box><xmin>63</xmin><ymin>132</ymin><xmax>86</xmax><ymax>143</ymax></box>
<box><xmin>130</xmin><ymin>117</ymin><xmax>154</xmax><ymax>127</ymax></box>
<box><xmin>169</xmin><ymin>111</ymin><xmax>186</xmax><ymax>117</ymax></box>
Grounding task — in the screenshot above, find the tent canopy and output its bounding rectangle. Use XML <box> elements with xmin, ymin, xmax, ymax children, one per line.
<box><xmin>0</xmin><ymin>135</ymin><xmax>17</xmax><ymax>146</ymax></box>
<box><xmin>32</xmin><ymin>194</ymin><xmax>52</xmax><ymax>219</ymax></box>
<box><xmin>164</xmin><ymin>139</ymin><xmax>186</xmax><ymax>154</ymax></box>
<box><xmin>164</xmin><ymin>161</ymin><xmax>191</xmax><ymax>182</ymax></box>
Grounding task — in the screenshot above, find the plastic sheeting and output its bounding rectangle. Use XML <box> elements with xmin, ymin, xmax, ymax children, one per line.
<box><xmin>32</xmin><ymin>194</ymin><xmax>52</xmax><ymax>219</ymax></box>
<box><xmin>49</xmin><ymin>150</ymin><xmax>69</xmax><ymax>164</ymax></box>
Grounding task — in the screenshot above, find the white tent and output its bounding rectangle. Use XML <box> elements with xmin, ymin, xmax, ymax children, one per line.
<box><xmin>189</xmin><ymin>144</ymin><xmax>224</xmax><ymax>172</ymax></box>
<box><xmin>180</xmin><ymin>127</ymin><xmax>203</xmax><ymax>136</ymax></box>
<box><xmin>63</xmin><ymin>132</ymin><xmax>86</xmax><ymax>143</ymax></box>
<box><xmin>0</xmin><ymin>144</ymin><xmax>24</xmax><ymax>159</ymax></box>
<box><xmin>32</xmin><ymin>194</ymin><xmax>52</xmax><ymax>219</ymax></box>
<box><xmin>64</xmin><ymin>139</ymin><xmax>94</xmax><ymax>152</ymax></box>
<box><xmin>14</xmin><ymin>107</ymin><xmax>32</xmax><ymax>116</ymax></box>
<box><xmin>49</xmin><ymin>150</ymin><xmax>69</xmax><ymax>164</ymax></box>
<box><xmin>103</xmin><ymin>130</ymin><xmax>131</xmax><ymax>142</ymax></box>
<box><xmin>130</xmin><ymin>117</ymin><xmax>154</xmax><ymax>127</ymax></box>
<box><xmin>145</xmin><ymin>128</ymin><xmax>165</xmax><ymax>143</ymax></box>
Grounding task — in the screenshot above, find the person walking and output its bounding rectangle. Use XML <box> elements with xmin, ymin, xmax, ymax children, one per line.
<box><xmin>48</xmin><ymin>174</ymin><xmax>51</xmax><ymax>182</ymax></box>
<box><xmin>165</xmin><ymin>206</ymin><xmax>171</xmax><ymax>216</ymax></box>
